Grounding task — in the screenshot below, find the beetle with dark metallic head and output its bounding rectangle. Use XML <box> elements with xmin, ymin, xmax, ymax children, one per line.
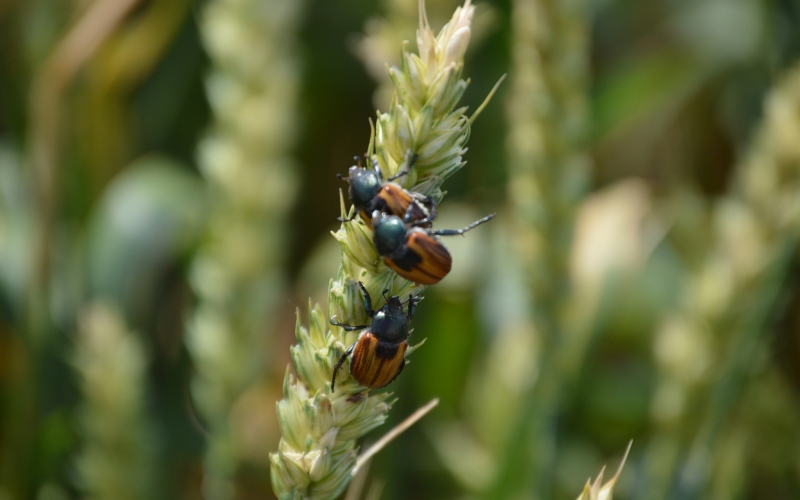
<box><xmin>330</xmin><ymin>283</ymin><xmax>420</xmax><ymax>392</ymax></box>
<box><xmin>371</xmin><ymin>211</ymin><xmax>496</xmax><ymax>285</ymax></box>
<box><xmin>337</xmin><ymin>155</ymin><xmax>436</xmax><ymax>228</ymax></box>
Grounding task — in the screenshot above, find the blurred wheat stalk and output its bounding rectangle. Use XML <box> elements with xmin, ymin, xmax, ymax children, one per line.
<box><xmin>426</xmin><ymin>0</ymin><xmax>592</xmax><ymax>496</ymax></box>
<box><xmin>186</xmin><ymin>0</ymin><xmax>302</xmax><ymax>497</ymax></box>
<box><xmin>355</xmin><ymin>1</ymin><xmax>637</xmax><ymax>499</ymax></box>
<box><xmin>74</xmin><ymin>303</ymin><xmax>153</xmax><ymax>500</ymax></box>
<box><xmin>500</xmin><ymin>0</ymin><xmax>592</xmax><ymax>492</ymax></box>
<box><xmin>646</xmin><ymin>64</ymin><xmax>800</xmax><ymax>499</ymax></box>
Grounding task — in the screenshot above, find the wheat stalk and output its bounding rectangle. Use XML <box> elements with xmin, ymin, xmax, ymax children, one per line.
<box><xmin>186</xmin><ymin>0</ymin><xmax>303</xmax><ymax>497</ymax></box>
<box><xmin>270</xmin><ymin>2</ymin><xmax>502</xmax><ymax>498</ymax></box>
<box><xmin>74</xmin><ymin>303</ymin><xmax>153</xmax><ymax>500</ymax></box>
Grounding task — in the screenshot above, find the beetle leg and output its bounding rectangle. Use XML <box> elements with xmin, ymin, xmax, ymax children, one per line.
<box><xmin>364</xmin><ymin>196</ymin><xmax>388</xmax><ymax>220</ymax></box>
<box><xmin>371</xmin><ymin>158</ymin><xmax>384</xmax><ymax>181</ymax></box>
<box><xmin>406</xmin><ymin>195</ymin><xmax>437</xmax><ymax>226</ymax></box>
<box><xmin>421</xmin><ymin>196</ymin><xmax>437</xmax><ymax>220</ymax></box>
<box><xmin>331</xmin><ymin>343</ymin><xmax>356</xmax><ymax>392</ymax></box>
<box><xmin>388</xmin><ymin>169</ymin><xmax>410</xmax><ymax>181</ymax></box>
<box><xmin>402</xmin><ymin>202</ymin><xmax>418</xmax><ymax>224</ymax></box>
<box><xmin>382</xmin><ymin>153</ymin><xmax>419</xmax><ymax>182</ymax></box>
<box><xmin>398</xmin><ymin>151</ymin><xmax>419</xmax><ymax>175</ymax></box>
<box><xmin>387</xmin><ymin>152</ymin><xmax>418</xmax><ymax>181</ymax></box>
<box><xmin>407</xmin><ymin>294</ymin><xmax>420</xmax><ymax>320</ymax></box>
<box><xmin>337</xmin><ymin>201</ymin><xmax>359</xmax><ymax>223</ymax></box>
<box><xmin>330</xmin><ymin>318</ymin><xmax>371</xmax><ymax>331</ymax></box>
<box><xmin>357</xmin><ymin>281</ymin><xmax>374</xmax><ymax>317</ymax></box>
<box><xmin>429</xmin><ymin>213</ymin><xmax>496</xmax><ymax>236</ymax></box>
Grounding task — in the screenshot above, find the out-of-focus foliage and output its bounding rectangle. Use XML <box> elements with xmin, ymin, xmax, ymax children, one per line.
<box><xmin>74</xmin><ymin>302</ymin><xmax>153</xmax><ymax>500</ymax></box>
<box><xmin>1</xmin><ymin>0</ymin><xmax>800</xmax><ymax>499</ymax></box>
<box><xmin>186</xmin><ymin>0</ymin><xmax>303</xmax><ymax>497</ymax></box>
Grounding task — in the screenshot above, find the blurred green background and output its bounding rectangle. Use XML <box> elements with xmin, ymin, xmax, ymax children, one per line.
<box><xmin>2</xmin><ymin>0</ymin><xmax>800</xmax><ymax>499</ymax></box>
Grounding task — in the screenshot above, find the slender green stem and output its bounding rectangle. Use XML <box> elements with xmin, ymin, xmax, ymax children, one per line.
<box><xmin>492</xmin><ymin>0</ymin><xmax>590</xmax><ymax>496</ymax></box>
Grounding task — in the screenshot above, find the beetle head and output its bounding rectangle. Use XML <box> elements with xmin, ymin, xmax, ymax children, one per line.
<box><xmin>385</xmin><ymin>295</ymin><xmax>404</xmax><ymax>314</ymax></box>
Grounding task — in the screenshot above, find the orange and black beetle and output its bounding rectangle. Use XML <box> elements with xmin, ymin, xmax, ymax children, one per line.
<box><xmin>330</xmin><ymin>282</ymin><xmax>420</xmax><ymax>392</ymax></box>
<box><xmin>371</xmin><ymin>212</ymin><xmax>496</xmax><ymax>285</ymax></box>
<box><xmin>338</xmin><ymin>155</ymin><xmax>436</xmax><ymax>228</ymax></box>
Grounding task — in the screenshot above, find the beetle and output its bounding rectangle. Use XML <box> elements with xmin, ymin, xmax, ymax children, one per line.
<box><xmin>371</xmin><ymin>211</ymin><xmax>496</xmax><ymax>285</ymax></box>
<box><xmin>330</xmin><ymin>282</ymin><xmax>420</xmax><ymax>392</ymax></box>
<box><xmin>337</xmin><ymin>155</ymin><xmax>437</xmax><ymax>228</ymax></box>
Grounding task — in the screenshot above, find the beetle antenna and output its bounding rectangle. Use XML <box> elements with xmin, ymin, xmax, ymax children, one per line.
<box><xmin>382</xmin><ymin>289</ymin><xmax>390</xmax><ymax>303</ymax></box>
<box><xmin>429</xmin><ymin>213</ymin><xmax>496</xmax><ymax>237</ymax></box>
<box><xmin>336</xmin><ymin>173</ymin><xmax>348</xmax><ymax>182</ymax></box>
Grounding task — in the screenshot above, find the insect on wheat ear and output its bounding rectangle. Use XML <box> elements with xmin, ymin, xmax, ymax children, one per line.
<box><xmin>330</xmin><ymin>284</ymin><xmax>420</xmax><ymax>392</ymax></box>
<box><xmin>338</xmin><ymin>153</ymin><xmax>435</xmax><ymax>228</ymax></box>
<box><xmin>371</xmin><ymin>212</ymin><xmax>496</xmax><ymax>285</ymax></box>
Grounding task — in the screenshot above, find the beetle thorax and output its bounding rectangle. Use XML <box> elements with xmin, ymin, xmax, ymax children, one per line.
<box><xmin>370</xmin><ymin>301</ymin><xmax>409</xmax><ymax>343</ymax></box>
<box><xmin>372</xmin><ymin>215</ymin><xmax>407</xmax><ymax>255</ymax></box>
<box><xmin>349</xmin><ymin>167</ymin><xmax>381</xmax><ymax>207</ymax></box>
